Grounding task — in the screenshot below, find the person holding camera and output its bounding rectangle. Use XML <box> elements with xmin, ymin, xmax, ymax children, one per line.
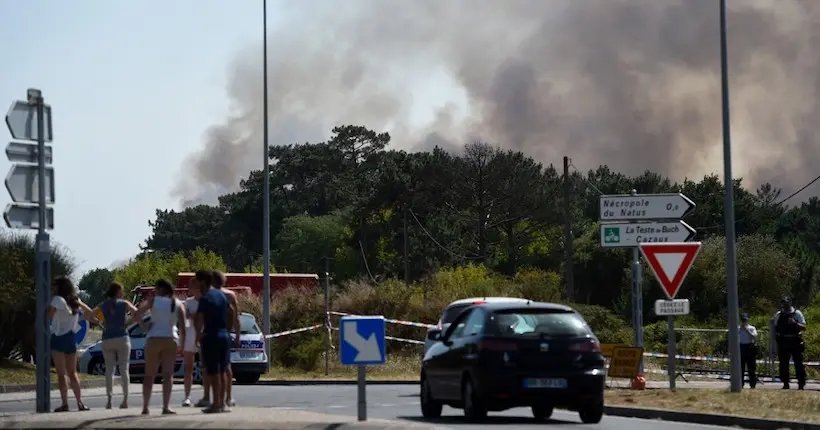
<box><xmin>738</xmin><ymin>313</ymin><xmax>758</xmax><ymax>388</ymax></box>
<box><xmin>773</xmin><ymin>296</ymin><xmax>807</xmax><ymax>390</ymax></box>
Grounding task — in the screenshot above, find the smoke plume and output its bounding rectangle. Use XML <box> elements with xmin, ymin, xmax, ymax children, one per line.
<box><xmin>174</xmin><ymin>0</ymin><xmax>820</xmax><ymax>207</ymax></box>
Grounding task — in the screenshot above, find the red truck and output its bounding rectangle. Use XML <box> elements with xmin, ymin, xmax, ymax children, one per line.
<box><xmin>175</xmin><ymin>272</ymin><xmax>319</xmax><ymax>296</ymax></box>
<box><xmin>130</xmin><ymin>272</ymin><xmax>318</xmax><ymax>306</ymax></box>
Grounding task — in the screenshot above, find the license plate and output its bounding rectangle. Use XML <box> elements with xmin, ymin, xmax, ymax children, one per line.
<box><xmin>237</xmin><ymin>351</ymin><xmax>257</xmax><ymax>360</ymax></box>
<box><xmin>523</xmin><ymin>378</ymin><xmax>567</xmax><ymax>389</ymax></box>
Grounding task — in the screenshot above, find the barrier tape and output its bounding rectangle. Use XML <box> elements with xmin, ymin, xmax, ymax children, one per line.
<box><xmin>328</xmin><ymin>325</ymin><xmax>425</xmax><ymax>345</ymax></box>
<box><xmin>328</xmin><ymin>311</ymin><xmax>437</xmax><ymax>329</ymax></box>
<box><xmin>641</xmin><ymin>368</ymin><xmax>820</xmax><ymax>384</ymax></box>
<box><xmin>265</xmin><ymin>324</ymin><xmax>322</xmax><ymax>339</ymax></box>
<box><xmin>643</xmin><ymin>351</ymin><xmax>820</xmax><ymax>367</ymax></box>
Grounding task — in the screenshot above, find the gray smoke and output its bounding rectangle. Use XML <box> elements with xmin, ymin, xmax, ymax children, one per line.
<box><xmin>174</xmin><ymin>0</ymin><xmax>820</xmax><ymax>207</ymax></box>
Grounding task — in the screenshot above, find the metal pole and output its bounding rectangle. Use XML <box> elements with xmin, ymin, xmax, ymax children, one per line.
<box><xmin>630</xmin><ymin>190</ymin><xmax>644</xmax><ymax>374</ymax></box>
<box><xmin>324</xmin><ymin>258</ymin><xmax>330</xmax><ymax>376</ymax></box>
<box><xmin>261</xmin><ymin>0</ymin><xmax>272</xmax><ymax>355</ymax></box>
<box><xmin>667</xmin><ymin>315</ymin><xmax>676</xmax><ymax>391</ymax></box>
<box><xmin>357</xmin><ymin>365</ymin><xmax>367</xmax><ymax>421</ymax></box>
<box><xmin>769</xmin><ymin>318</ymin><xmax>776</xmax><ymax>381</ymax></box>
<box><xmin>562</xmin><ymin>156</ymin><xmax>574</xmax><ymax>301</ymax></box>
<box><xmin>33</xmin><ymin>91</ymin><xmax>51</xmax><ymax>413</ymax></box>
<box><xmin>720</xmin><ymin>0</ymin><xmax>742</xmax><ymax>393</ymax></box>
<box><xmin>403</xmin><ymin>208</ymin><xmax>409</xmax><ymax>285</ymax></box>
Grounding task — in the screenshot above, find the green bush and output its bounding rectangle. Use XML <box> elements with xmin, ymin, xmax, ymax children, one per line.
<box><xmin>0</xmin><ymin>232</ymin><xmax>76</xmax><ymax>359</ymax></box>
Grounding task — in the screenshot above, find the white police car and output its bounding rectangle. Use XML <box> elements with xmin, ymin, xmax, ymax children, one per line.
<box><xmin>78</xmin><ymin>312</ymin><xmax>268</xmax><ymax>384</ymax></box>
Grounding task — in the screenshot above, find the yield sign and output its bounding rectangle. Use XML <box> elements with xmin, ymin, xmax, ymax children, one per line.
<box><xmin>639</xmin><ymin>242</ymin><xmax>702</xmax><ymax>300</ymax></box>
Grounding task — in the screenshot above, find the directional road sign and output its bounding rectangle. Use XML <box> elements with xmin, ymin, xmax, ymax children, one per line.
<box><xmin>6</xmin><ymin>141</ymin><xmax>53</xmax><ymax>164</ymax></box>
<box><xmin>340</xmin><ymin>315</ymin><xmax>386</xmax><ymax>365</ymax></box>
<box><xmin>599</xmin><ymin>193</ymin><xmax>695</xmax><ymax>221</ymax></box>
<box><xmin>5</xmin><ymin>164</ymin><xmax>55</xmax><ymax>204</ymax></box>
<box><xmin>3</xmin><ymin>203</ymin><xmax>54</xmax><ymax>230</ymax></box>
<box><xmin>75</xmin><ymin>316</ymin><xmax>88</xmax><ymax>346</ymax></box>
<box><xmin>599</xmin><ymin>220</ymin><xmax>696</xmax><ymax>248</ymax></box>
<box><xmin>655</xmin><ymin>299</ymin><xmax>691</xmax><ymax>316</ymax></box>
<box><xmin>5</xmin><ymin>100</ymin><xmax>53</xmax><ymax>142</ymax></box>
<box><xmin>639</xmin><ymin>242</ymin><xmax>702</xmax><ymax>299</ymax></box>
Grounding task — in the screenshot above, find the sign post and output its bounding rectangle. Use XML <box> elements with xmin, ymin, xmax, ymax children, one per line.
<box><xmin>640</xmin><ymin>242</ymin><xmax>702</xmax><ymax>391</ymax></box>
<box><xmin>599</xmin><ymin>191</ymin><xmax>696</xmax><ymax>375</ymax></box>
<box><xmin>5</xmin><ymin>89</ymin><xmax>55</xmax><ymax>413</ymax></box>
<box><xmin>339</xmin><ymin>315</ymin><xmax>386</xmax><ymax>421</ymax></box>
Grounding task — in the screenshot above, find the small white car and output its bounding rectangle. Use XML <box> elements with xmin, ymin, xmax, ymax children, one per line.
<box><xmin>78</xmin><ymin>312</ymin><xmax>268</xmax><ymax>384</ymax></box>
<box><xmin>423</xmin><ymin>297</ymin><xmax>531</xmax><ymax>354</ymax></box>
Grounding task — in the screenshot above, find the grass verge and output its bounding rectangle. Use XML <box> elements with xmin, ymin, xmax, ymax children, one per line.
<box><xmin>606</xmin><ymin>388</ymin><xmax>820</xmax><ymax>423</ymax></box>
<box><xmin>264</xmin><ymin>352</ymin><xmax>420</xmax><ymax>380</ymax></box>
<box><xmin>0</xmin><ymin>359</ymin><xmax>101</xmax><ymax>386</ymax></box>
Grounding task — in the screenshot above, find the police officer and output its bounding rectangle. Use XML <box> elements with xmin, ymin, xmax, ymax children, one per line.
<box><xmin>738</xmin><ymin>313</ymin><xmax>757</xmax><ymax>388</ymax></box>
<box><xmin>773</xmin><ymin>296</ymin><xmax>807</xmax><ymax>390</ymax></box>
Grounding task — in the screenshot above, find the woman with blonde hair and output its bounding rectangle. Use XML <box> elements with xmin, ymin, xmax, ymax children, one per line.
<box><xmin>133</xmin><ymin>279</ymin><xmax>186</xmax><ymax>415</ymax></box>
<box><xmin>91</xmin><ymin>282</ymin><xmax>138</xmax><ymax>409</ymax></box>
<box><xmin>48</xmin><ymin>277</ymin><xmax>97</xmax><ymax>412</ymax></box>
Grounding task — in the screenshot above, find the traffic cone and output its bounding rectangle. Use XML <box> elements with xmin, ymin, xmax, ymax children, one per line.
<box><xmin>631</xmin><ymin>373</ymin><xmax>646</xmax><ymax>390</ymax></box>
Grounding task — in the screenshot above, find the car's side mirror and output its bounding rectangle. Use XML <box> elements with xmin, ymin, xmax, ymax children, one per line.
<box><xmin>427</xmin><ymin>329</ymin><xmax>442</xmax><ymax>341</ymax></box>
<box><xmin>442</xmin><ymin>338</ymin><xmax>453</xmax><ymax>347</ymax></box>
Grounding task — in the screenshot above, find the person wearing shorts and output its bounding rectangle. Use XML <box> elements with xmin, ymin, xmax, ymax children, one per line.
<box><xmin>195</xmin><ymin>269</ymin><xmax>232</xmax><ymax>414</ymax></box>
<box><xmin>212</xmin><ymin>270</ymin><xmax>240</xmax><ymax>407</ymax></box>
<box><xmin>182</xmin><ymin>279</ymin><xmax>202</xmax><ymax>407</ymax></box>
<box><xmin>134</xmin><ymin>279</ymin><xmax>186</xmax><ymax>415</ymax></box>
<box><xmin>48</xmin><ymin>277</ymin><xmax>97</xmax><ymax>412</ymax></box>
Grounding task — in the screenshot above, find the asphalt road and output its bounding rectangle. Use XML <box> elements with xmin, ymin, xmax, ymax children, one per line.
<box><xmin>0</xmin><ymin>383</ymin><xmax>738</xmax><ymax>429</ymax></box>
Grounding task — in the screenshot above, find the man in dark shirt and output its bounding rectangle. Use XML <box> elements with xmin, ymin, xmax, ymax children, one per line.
<box><xmin>194</xmin><ymin>270</ymin><xmax>232</xmax><ymax>413</ymax></box>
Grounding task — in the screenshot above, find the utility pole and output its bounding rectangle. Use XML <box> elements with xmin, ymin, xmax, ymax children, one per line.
<box><xmin>403</xmin><ymin>207</ymin><xmax>409</xmax><ymax>285</ymax></box>
<box><xmin>261</xmin><ymin>0</ymin><xmax>272</xmax><ymax>354</ymax></box>
<box><xmin>323</xmin><ymin>256</ymin><xmax>331</xmax><ymax>376</ymax></box>
<box><xmin>719</xmin><ymin>0</ymin><xmax>742</xmax><ymax>393</ymax></box>
<box><xmin>562</xmin><ymin>156</ymin><xmax>575</xmax><ymax>302</ymax></box>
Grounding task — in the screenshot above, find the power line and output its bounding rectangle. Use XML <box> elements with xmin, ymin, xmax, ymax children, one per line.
<box><xmin>408</xmin><ymin>208</ymin><xmax>472</xmax><ymax>261</ymax></box>
<box><xmin>358</xmin><ymin>240</ymin><xmax>378</xmax><ymax>283</ymax></box>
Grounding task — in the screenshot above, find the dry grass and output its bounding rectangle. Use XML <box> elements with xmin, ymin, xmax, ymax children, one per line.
<box><xmin>0</xmin><ymin>359</ymin><xmax>101</xmax><ymax>386</ymax></box>
<box><xmin>264</xmin><ymin>351</ymin><xmax>421</xmax><ymax>381</ymax></box>
<box><xmin>606</xmin><ymin>388</ymin><xmax>820</xmax><ymax>423</ymax></box>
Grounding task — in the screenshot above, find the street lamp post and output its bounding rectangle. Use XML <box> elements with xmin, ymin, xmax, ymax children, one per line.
<box><xmin>262</xmin><ymin>0</ymin><xmax>272</xmax><ymax>352</ymax></box>
<box><xmin>719</xmin><ymin>0</ymin><xmax>742</xmax><ymax>393</ymax></box>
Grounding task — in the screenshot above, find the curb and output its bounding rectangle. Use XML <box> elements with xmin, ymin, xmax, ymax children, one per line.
<box><xmin>0</xmin><ymin>379</ymin><xmax>106</xmax><ymax>394</ymax></box>
<box><xmin>604</xmin><ymin>405</ymin><xmax>820</xmax><ymax>430</ymax></box>
<box><xmin>258</xmin><ymin>380</ymin><xmax>419</xmax><ymax>386</ymax></box>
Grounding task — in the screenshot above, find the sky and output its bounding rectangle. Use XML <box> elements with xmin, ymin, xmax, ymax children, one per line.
<box><xmin>0</xmin><ymin>1</ymin><xmax>286</xmax><ymax>276</ymax></box>
<box><xmin>0</xmin><ymin>0</ymin><xmax>460</xmax><ymax>278</ymax></box>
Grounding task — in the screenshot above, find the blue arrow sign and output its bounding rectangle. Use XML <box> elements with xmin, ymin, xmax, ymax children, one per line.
<box><xmin>75</xmin><ymin>313</ymin><xmax>87</xmax><ymax>346</ymax></box>
<box><xmin>339</xmin><ymin>316</ymin><xmax>386</xmax><ymax>365</ymax></box>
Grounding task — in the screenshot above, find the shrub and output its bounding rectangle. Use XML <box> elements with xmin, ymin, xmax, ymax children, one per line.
<box><xmin>0</xmin><ymin>232</ymin><xmax>76</xmax><ymax>359</ymax></box>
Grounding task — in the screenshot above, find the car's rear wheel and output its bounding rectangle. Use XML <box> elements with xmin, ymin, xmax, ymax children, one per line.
<box><xmin>578</xmin><ymin>401</ymin><xmax>604</xmax><ymax>424</ymax></box>
<box><xmin>234</xmin><ymin>373</ymin><xmax>260</xmax><ymax>384</ymax></box>
<box><xmin>420</xmin><ymin>374</ymin><xmax>442</xmax><ymax>419</ymax></box>
<box><xmin>532</xmin><ymin>404</ymin><xmax>554</xmax><ymax>421</ymax></box>
<box><xmin>461</xmin><ymin>377</ymin><xmax>487</xmax><ymax>421</ymax></box>
<box><xmin>89</xmin><ymin>358</ymin><xmax>105</xmax><ymax>376</ymax></box>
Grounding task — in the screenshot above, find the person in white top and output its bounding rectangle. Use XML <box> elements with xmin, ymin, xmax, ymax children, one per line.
<box><xmin>48</xmin><ymin>277</ymin><xmax>97</xmax><ymax>412</ymax></box>
<box><xmin>738</xmin><ymin>313</ymin><xmax>758</xmax><ymax>388</ymax></box>
<box><xmin>182</xmin><ymin>278</ymin><xmax>202</xmax><ymax>407</ymax></box>
<box><xmin>133</xmin><ymin>279</ymin><xmax>186</xmax><ymax>415</ymax></box>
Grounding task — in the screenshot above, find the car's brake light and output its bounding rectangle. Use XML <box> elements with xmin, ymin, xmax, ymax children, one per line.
<box><xmin>472</xmin><ymin>300</ymin><xmax>486</xmax><ymax>305</ymax></box>
<box><xmin>569</xmin><ymin>339</ymin><xmax>601</xmax><ymax>353</ymax></box>
<box><xmin>479</xmin><ymin>339</ymin><xmax>518</xmax><ymax>351</ymax></box>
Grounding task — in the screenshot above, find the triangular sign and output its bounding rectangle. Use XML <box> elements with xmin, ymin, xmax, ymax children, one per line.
<box><xmin>639</xmin><ymin>242</ymin><xmax>702</xmax><ymax>300</ymax></box>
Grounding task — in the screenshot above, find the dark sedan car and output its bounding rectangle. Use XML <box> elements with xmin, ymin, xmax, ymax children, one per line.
<box><xmin>420</xmin><ymin>301</ymin><xmax>605</xmax><ymax>423</ymax></box>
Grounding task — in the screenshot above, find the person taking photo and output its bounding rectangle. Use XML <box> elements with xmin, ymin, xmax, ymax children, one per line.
<box><xmin>773</xmin><ymin>296</ymin><xmax>807</xmax><ymax>390</ymax></box>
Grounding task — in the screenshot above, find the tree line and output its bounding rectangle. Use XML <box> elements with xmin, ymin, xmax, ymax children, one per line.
<box><xmin>124</xmin><ymin>125</ymin><xmax>820</xmax><ymax>322</ymax></box>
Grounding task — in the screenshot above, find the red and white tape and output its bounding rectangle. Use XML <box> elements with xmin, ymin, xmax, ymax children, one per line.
<box><xmin>328</xmin><ymin>311</ymin><xmax>436</xmax><ymax>329</ymax></box>
<box><xmin>265</xmin><ymin>324</ymin><xmax>322</xmax><ymax>339</ymax></box>
<box><xmin>328</xmin><ymin>325</ymin><xmax>424</xmax><ymax>345</ymax></box>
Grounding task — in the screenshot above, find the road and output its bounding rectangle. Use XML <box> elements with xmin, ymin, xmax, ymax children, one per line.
<box><xmin>0</xmin><ymin>383</ymin><xmax>736</xmax><ymax>429</ymax></box>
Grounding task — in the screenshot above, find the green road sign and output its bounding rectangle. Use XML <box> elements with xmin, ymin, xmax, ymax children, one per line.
<box><xmin>603</xmin><ymin>226</ymin><xmax>620</xmax><ymax>244</ymax></box>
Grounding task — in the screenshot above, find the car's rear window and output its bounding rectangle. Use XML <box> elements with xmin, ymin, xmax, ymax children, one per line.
<box><xmin>240</xmin><ymin>314</ymin><xmax>261</xmax><ymax>334</ymax></box>
<box><xmin>441</xmin><ymin>304</ymin><xmax>472</xmax><ymax>324</ymax></box>
<box><xmin>489</xmin><ymin>309</ymin><xmax>591</xmax><ymax>337</ymax></box>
